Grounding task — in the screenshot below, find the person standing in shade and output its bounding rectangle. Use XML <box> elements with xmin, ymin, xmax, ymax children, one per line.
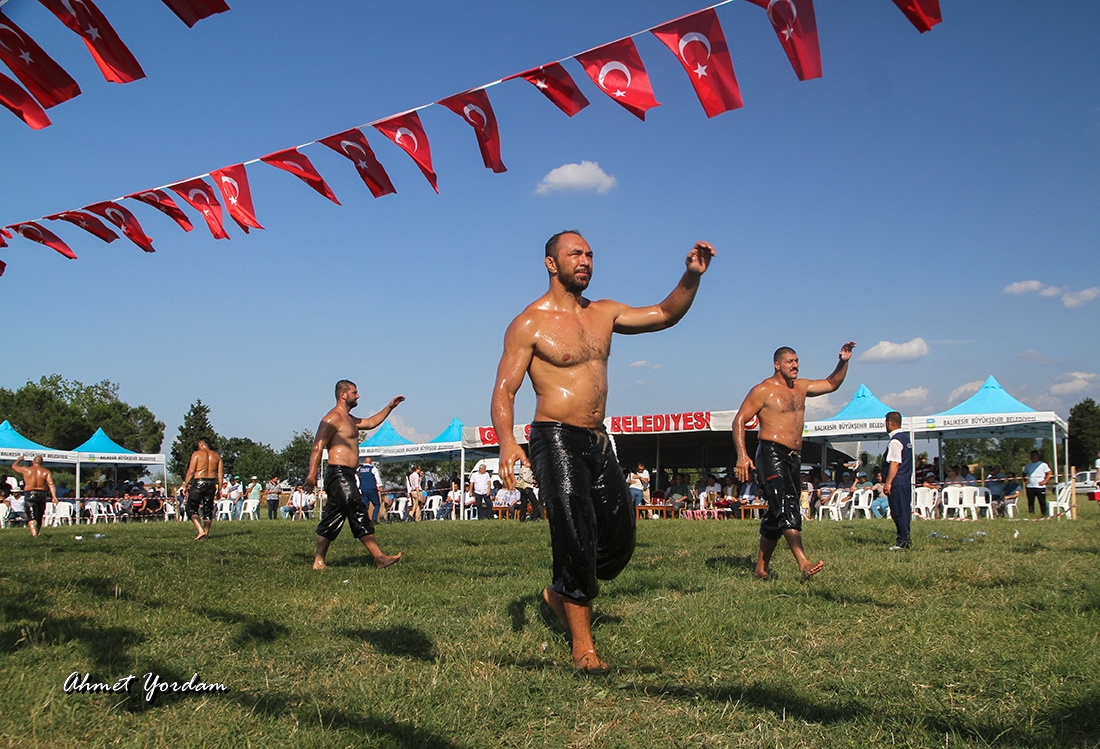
<box><xmin>265</xmin><ymin>476</ymin><xmax>281</xmax><ymax>520</ymax></box>
<box><xmin>10</xmin><ymin>455</ymin><xmax>57</xmax><ymax>538</ymax></box>
<box><xmin>1023</xmin><ymin>450</ymin><xmax>1052</xmax><ymax>516</ymax></box>
<box><xmin>181</xmin><ymin>438</ymin><xmax>223</xmax><ymax>541</ymax></box>
<box><xmin>358</xmin><ymin>456</ymin><xmax>383</xmax><ymax>524</ymax></box>
<box><xmin>491</xmin><ymin>230</ymin><xmax>715</xmax><ymax>673</ymax></box>
<box><xmin>305</xmin><ymin>381</ymin><xmax>403</xmax><ymax>569</ymax></box>
<box><xmin>469</xmin><ymin>463</ymin><xmax>493</xmax><ymax>520</ymax></box>
<box><xmin>882</xmin><ymin>411</ymin><xmax>913</xmax><ymax>550</ymax></box>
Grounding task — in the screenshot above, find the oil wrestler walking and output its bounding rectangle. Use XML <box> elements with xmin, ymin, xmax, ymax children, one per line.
<box><xmin>181</xmin><ymin>438</ymin><xmax>223</xmax><ymax>541</ymax></box>
<box><xmin>305</xmin><ymin>380</ymin><xmax>403</xmax><ymax>570</ymax></box>
<box><xmin>11</xmin><ymin>455</ymin><xmax>58</xmax><ymax>538</ymax></box>
<box><xmin>492</xmin><ymin>230</ymin><xmax>715</xmax><ymax>673</ymax></box>
<box><xmin>734</xmin><ymin>342</ymin><xmax>856</xmax><ymax>580</ymax></box>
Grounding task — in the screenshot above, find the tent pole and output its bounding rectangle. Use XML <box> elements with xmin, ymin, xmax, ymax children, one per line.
<box><xmin>1051</xmin><ymin>423</ymin><xmax>1059</xmax><ymax>484</ymax></box>
<box><xmin>459</xmin><ymin>446</ymin><xmax>465</xmax><ymax>520</ymax></box>
<box><xmin>655</xmin><ymin>435</ymin><xmax>661</xmax><ymax>494</ymax></box>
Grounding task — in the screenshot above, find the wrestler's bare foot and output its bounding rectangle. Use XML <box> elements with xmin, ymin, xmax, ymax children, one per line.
<box><xmin>573</xmin><ymin>649</ymin><xmax>610</xmax><ymax>675</ymax></box>
<box><xmin>193</xmin><ymin>532</ymin><xmax>208</xmax><ymax>541</ymax></box>
<box><xmin>753</xmin><ymin>569</ymin><xmax>770</xmax><ymax>580</ymax></box>
<box><xmin>541</xmin><ymin>586</ymin><xmax>568</xmax><ymax>629</ymax></box>
<box><xmin>801</xmin><ymin>560</ymin><xmax>825</xmax><ymax>580</ymax></box>
<box><xmin>312</xmin><ymin>559</ymin><xmax>326</xmax><ymax>570</ymax></box>
<box><xmin>374</xmin><ymin>552</ymin><xmax>401</xmax><ymax>569</ymax></box>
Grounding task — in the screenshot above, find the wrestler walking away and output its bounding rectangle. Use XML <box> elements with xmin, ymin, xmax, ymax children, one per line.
<box><xmin>492</xmin><ymin>230</ymin><xmax>715</xmax><ymax>674</ymax></box>
<box><xmin>305</xmin><ymin>381</ymin><xmax>403</xmax><ymax>570</ymax></box>
<box><xmin>11</xmin><ymin>455</ymin><xmax>58</xmax><ymax>538</ymax></box>
<box><xmin>734</xmin><ymin>342</ymin><xmax>856</xmax><ymax>580</ymax></box>
<box><xmin>181</xmin><ymin>438</ymin><xmax>223</xmax><ymax>541</ymax></box>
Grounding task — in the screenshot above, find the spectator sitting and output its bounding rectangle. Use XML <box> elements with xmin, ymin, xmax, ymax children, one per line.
<box><xmin>870</xmin><ymin>468</ymin><xmax>890</xmax><ymax>518</ymax></box>
<box><xmin>666</xmin><ymin>473</ymin><xmax>691</xmax><ymax>516</ymax></box>
<box><xmin>999</xmin><ymin>472</ymin><xmax>1022</xmax><ymax>517</ymax></box>
<box><xmin>495</xmin><ymin>484</ymin><xmax>521</xmax><ymax>517</ymax></box>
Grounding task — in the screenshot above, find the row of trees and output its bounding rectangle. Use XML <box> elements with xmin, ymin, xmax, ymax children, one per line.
<box><xmin>169</xmin><ymin>400</ymin><xmax>314</xmax><ymax>485</ymax></box>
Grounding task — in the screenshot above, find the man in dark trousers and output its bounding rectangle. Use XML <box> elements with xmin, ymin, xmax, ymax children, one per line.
<box><xmin>357</xmin><ymin>455</ymin><xmax>383</xmax><ymax>524</ymax></box>
<box><xmin>882</xmin><ymin>411</ymin><xmax>913</xmax><ymax>550</ymax></box>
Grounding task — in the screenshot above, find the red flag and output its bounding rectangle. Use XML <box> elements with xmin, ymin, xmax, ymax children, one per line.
<box><xmin>892</xmin><ymin>0</ymin><xmax>941</xmax><ymax>33</ymax></box>
<box><xmin>653</xmin><ymin>9</ymin><xmax>743</xmax><ymax>118</ymax></box>
<box><xmin>747</xmin><ymin>0</ymin><xmax>822</xmax><ymax>81</ymax></box>
<box><xmin>38</xmin><ymin>0</ymin><xmax>145</xmax><ymax>84</ymax></box>
<box><xmin>168</xmin><ymin>178</ymin><xmax>230</xmax><ymax>240</ymax></box>
<box><xmin>575</xmin><ymin>38</ymin><xmax>660</xmax><ymax>121</ymax></box>
<box><xmin>318</xmin><ymin>128</ymin><xmax>395</xmax><ymax>198</ymax></box>
<box><xmin>84</xmin><ymin>201</ymin><xmax>156</xmax><ymax>252</ymax></box>
<box><xmin>127</xmin><ymin>189</ymin><xmax>194</xmax><ymax>232</ymax></box>
<box><xmin>0</xmin><ymin>259</ymin><xmax>5</xmax><ymax>276</ymax></box>
<box><xmin>374</xmin><ymin>112</ymin><xmax>438</xmax><ymax>193</ymax></box>
<box><xmin>0</xmin><ymin>227</ymin><xmax>9</xmax><ymax>246</ymax></box>
<box><xmin>46</xmin><ymin>210</ymin><xmax>118</xmax><ymax>243</ymax></box>
<box><xmin>7</xmin><ymin>221</ymin><xmax>76</xmax><ymax>259</ymax></box>
<box><xmin>0</xmin><ymin>12</ymin><xmax>81</xmax><ymax>107</ymax></box>
<box><xmin>0</xmin><ymin>70</ymin><xmax>50</xmax><ymax>129</ymax></box>
<box><xmin>260</xmin><ymin>148</ymin><xmax>341</xmax><ymax>205</ymax></box>
<box><xmin>210</xmin><ymin>164</ymin><xmax>263</xmax><ymax>233</ymax></box>
<box><xmin>438</xmin><ymin>88</ymin><xmax>506</xmax><ymax>173</ymax></box>
<box><xmin>510</xmin><ymin>62</ymin><xmax>589</xmax><ymax>117</ymax></box>
<box><xmin>160</xmin><ymin>0</ymin><xmax>230</xmax><ymax>28</ymax></box>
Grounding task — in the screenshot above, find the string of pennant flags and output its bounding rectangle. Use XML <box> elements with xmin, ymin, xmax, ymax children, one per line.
<box><xmin>0</xmin><ymin>0</ymin><xmax>943</xmax><ymax>277</ymax></box>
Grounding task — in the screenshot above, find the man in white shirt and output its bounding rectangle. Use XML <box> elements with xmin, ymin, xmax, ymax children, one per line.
<box><xmin>470</xmin><ymin>464</ymin><xmax>493</xmax><ymax>520</ymax></box>
<box><xmin>405</xmin><ymin>465</ymin><xmax>423</xmax><ymax>522</ymax></box>
<box><xmin>627</xmin><ymin>463</ymin><xmax>649</xmax><ymax>506</ymax></box>
<box><xmin>1023</xmin><ymin>450</ymin><xmax>1052</xmax><ymax>516</ymax></box>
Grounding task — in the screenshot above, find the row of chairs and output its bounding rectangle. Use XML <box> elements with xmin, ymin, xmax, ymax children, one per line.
<box><xmin>817</xmin><ymin>483</ymin><xmax>1076</xmax><ymax>521</ymax></box>
<box><xmin>388</xmin><ymin>495</ymin><xmax>449</xmax><ymax>521</ymax></box>
<box><xmin>214</xmin><ymin>499</ymin><xmax>261</xmax><ymax>521</ymax></box>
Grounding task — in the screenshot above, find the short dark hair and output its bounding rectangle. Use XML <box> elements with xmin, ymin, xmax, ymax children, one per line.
<box><xmin>773</xmin><ymin>346</ymin><xmax>796</xmax><ymax>363</ymax></box>
<box><xmin>545</xmin><ymin>230</ymin><xmax>583</xmax><ymax>260</ymax></box>
<box><xmin>885</xmin><ymin>411</ymin><xmax>902</xmax><ymax>426</ymax></box>
<box><xmin>335</xmin><ymin>380</ymin><xmax>356</xmax><ymax>399</ymax></box>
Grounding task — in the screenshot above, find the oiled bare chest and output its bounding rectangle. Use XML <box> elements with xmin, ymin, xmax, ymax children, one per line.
<box><xmin>534</xmin><ymin>311</ymin><xmax>612</xmax><ymax>368</ymax></box>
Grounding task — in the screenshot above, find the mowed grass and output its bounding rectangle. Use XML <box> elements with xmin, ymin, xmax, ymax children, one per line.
<box><xmin>1</xmin><ymin>506</ymin><xmax>1098</xmax><ymax>749</ymax></box>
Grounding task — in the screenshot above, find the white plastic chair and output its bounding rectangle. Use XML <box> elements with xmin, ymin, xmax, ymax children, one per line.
<box><xmin>43</xmin><ymin>501</ymin><xmax>57</xmax><ymax>527</ymax></box>
<box><xmin>941</xmin><ymin>487</ymin><xmax>966</xmax><ymax>519</ymax></box>
<box><xmin>422</xmin><ymin>495</ymin><xmax>442</xmax><ymax>520</ymax></box>
<box><xmin>239</xmin><ymin>498</ymin><xmax>260</xmax><ymax>520</ymax></box>
<box><xmin>164</xmin><ymin>502</ymin><xmax>178</xmax><ymax>522</ymax></box>
<box><xmin>1047</xmin><ymin>483</ymin><xmax>1073</xmax><ymax>519</ymax></box>
<box><xmin>388</xmin><ymin>497</ymin><xmax>409</xmax><ymax>522</ymax></box>
<box><xmin>913</xmin><ymin>487</ymin><xmax>938</xmax><ymax>519</ymax></box>
<box><xmin>817</xmin><ymin>490</ymin><xmax>849</xmax><ymax>521</ymax></box>
<box><xmin>1003</xmin><ymin>493</ymin><xmax>1019</xmax><ymax>519</ymax></box>
<box><xmin>0</xmin><ymin>503</ymin><xmax>9</xmax><ymax>528</ymax></box>
<box><xmin>54</xmin><ymin>501</ymin><xmax>75</xmax><ymax>526</ymax></box>
<box><xmin>960</xmin><ymin>486</ymin><xmax>979</xmax><ymax>520</ymax></box>
<box><xmin>463</xmin><ymin>500</ymin><xmax>478</xmax><ymax>520</ymax></box>
<box><xmin>215</xmin><ymin>499</ymin><xmax>233</xmax><ymax>521</ymax></box>
<box><xmin>973</xmin><ymin>488</ymin><xmax>993</xmax><ymax>519</ymax></box>
<box><xmin>850</xmin><ymin>489</ymin><xmax>873</xmax><ymax>519</ymax></box>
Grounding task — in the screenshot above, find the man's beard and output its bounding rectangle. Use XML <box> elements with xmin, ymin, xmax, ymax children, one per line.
<box><xmin>347</xmin><ymin>398</ymin><xmax>359</xmax><ymax>409</ymax></box>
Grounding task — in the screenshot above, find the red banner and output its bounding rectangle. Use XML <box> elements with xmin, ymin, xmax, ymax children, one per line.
<box><xmin>0</xmin><ymin>11</ymin><xmax>81</xmax><ymax>107</ymax></box>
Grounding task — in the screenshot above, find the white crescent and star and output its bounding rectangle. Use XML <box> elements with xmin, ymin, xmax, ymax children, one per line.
<box><xmin>338</xmin><ymin>140</ymin><xmax>372</xmax><ymax>171</ymax></box>
<box><xmin>0</xmin><ymin>24</ymin><xmax>32</xmax><ymax>64</ymax></box>
<box><xmin>103</xmin><ymin>206</ymin><xmax>128</xmax><ymax>227</ymax></box>
<box><xmin>597</xmin><ymin>61</ymin><xmax>631</xmax><ymax>98</ymax></box>
<box><xmin>462</xmin><ymin>104</ymin><xmax>488</xmax><ymax>129</ymax></box>
<box><xmin>219</xmin><ymin>176</ymin><xmax>240</xmax><ymax>205</ymax></box>
<box><xmin>188</xmin><ymin>188</ymin><xmax>213</xmax><ymax>215</ymax></box>
<box><xmin>17</xmin><ymin>224</ymin><xmax>42</xmax><ymax>240</ymax></box>
<box><xmin>767</xmin><ymin>0</ymin><xmax>798</xmax><ymax>40</ymax></box>
<box><xmin>139</xmin><ymin>192</ymin><xmax>162</xmax><ymax>203</ymax></box>
<box><xmin>394</xmin><ymin>127</ymin><xmax>419</xmax><ymax>152</ymax></box>
<box><xmin>678</xmin><ymin>32</ymin><xmax>712</xmax><ymax>78</ymax></box>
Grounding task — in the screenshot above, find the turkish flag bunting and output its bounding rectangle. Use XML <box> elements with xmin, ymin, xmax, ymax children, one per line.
<box><xmin>84</xmin><ymin>201</ymin><xmax>156</xmax><ymax>252</ymax></box>
<box><xmin>0</xmin><ymin>70</ymin><xmax>50</xmax><ymax>129</ymax></box>
<box><xmin>160</xmin><ymin>0</ymin><xmax>230</xmax><ymax>28</ymax></box>
<box><xmin>653</xmin><ymin>9</ymin><xmax>743</xmax><ymax>118</ymax></box>
<box><xmin>127</xmin><ymin>189</ymin><xmax>194</xmax><ymax>232</ymax></box>
<box><xmin>0</xmin><ymin>259</ymin><xmax>5</xmax><ymax>276</ymax></box>
<box><xmin>510</xmin><ymin>62</ymin><xmax>589</xmax><ymax>117</ymax></box>
<box><xmin>374</xmin><ymin>112</ymin><xmax>439</xmax><ymax>193</ymax></box>
<box><xmin>0</xmin><ymin>12</ymin><xmax>81</xmax><ymax>107</ymax></box>
<box><xmin>260</xmin><ymin>148</ymin><xmax>341</xmax><ymax>205</ymax></box>
<box><xmin>46</xmin><ymin>210</ymin><xmax>118</xmax><ymax>243</ymax></box>
<box><xmin>167</xmin><ymin>178</ymin><xmax>230</xmax><ymax>240</ymax></box>
<box><xmin>438</xmin><ymin>88</ymin><xmax>506</xmax><ymax>173</ymax></box>
<box><xmin>891</xmin><ymin>0</ymin><xmax>941</xmax><ymax>33</ymax></box>
<box><xmin>7</xmin><ymin>221</ymin><xmax>77</xmax><ymax>259</ymax></box>
<box><xmin>575</xmin><ymin>38</ymin><xmax>660</xmax><ymax>121</ymax></box>
<box><xmin>746</xmin><ymin>0</ymin><xmax>822</xmax><ymax>81</ymax></box>
<box><xmin>0</xmin><ymin>227</ymin><xmax>11</xmax><ymax>247</ymax></box>
<box><xmin>38</xmin><ymin>0</ymin><xmax>145</xmax><ymax>84</ymax></box>
<box><xmin>210</xmin><ymin>164</ymin><xmax>263</xmax><ymax>234</ymax></box>
<box><xmin>318</xmin><ymin>128</ymin><xmax>396</xmax><ymax>198</ymax></box>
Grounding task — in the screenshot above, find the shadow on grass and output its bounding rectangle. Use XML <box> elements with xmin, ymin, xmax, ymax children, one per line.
<box><xmin>0</xmin><ymin>616</ymin><xmax>143</xmax><ymax>675</ymax></box>
<box><xmin>237</xmin><ymin>690</ymin><xmax>464</xmax><ymax>749</ymax></box>
<box><xmin>506</xmin><ymin>592</ymin><xmax>621</xmax><ymax>636</ymax></box>
<box><xmin>627</xmin><ymin>680</ymin><xmax>862</xmax><ymax>724</ymax></box>
<box><xmin>195</xmin><ymin>608</ymin><xmax>291</xmax><ymax>645</ymax></box>
<box><xmin>343</xmin><ymin>626</ymin><xmax>437</xmax><ymax>662</ymax></box>
<box><xmin>76</xmin><ymin>576</ymin><xmax>137</xmax><ymax>603</ymax></box>
<box><xmin>704</xmin><ymin>555</ymin><xmax>756</xmax><ymax>573</ymax></box>
<box><xmin>115</xmin><ymin>660</ymin><xmax>218</xmax><ymax>714</ymax></box>
<box><xmin>806</xmin><ymin>588</ymin><xmax>897</xmax><ymax>609</ymax></box>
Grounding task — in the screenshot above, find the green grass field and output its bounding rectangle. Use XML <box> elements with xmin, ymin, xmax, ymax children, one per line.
<box><xmin>1</xmin><ymin>506</ymin><xmax>1098</xmax><ymax>748</ymax></box>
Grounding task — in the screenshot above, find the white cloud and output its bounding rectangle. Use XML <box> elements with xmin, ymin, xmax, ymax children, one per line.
<box><xmin>883</xmin><ymin>387</ymin><xmax>928</xmax><ymax>406</ymax></box>
<box><xmin>377</xmin><ymin>414</ymin><xmax>431</xmax><ymax>444</ymax></box>
<box><xmin>1018</xmin><ymin>349</ymin><xmax>1053</xmax><ymax>365</ymax></box>
<box><xmin>861</xmin><ymin>337</ymin><xmax>930</xmax><ymax>363</ymax></box>
<box><xmin>535</xmin><ymin>161</ymin><xmax>617</xmax><ymax>195</ymax></box>
<box><xmin>1003</xmin><ymin>280</ymin><xmax>1050</xmax><ymax>295</ymax></box>
<box><xmin>1050</xmin><ymin>372</ymin><xmax>1097</xmax><ymax>396</ymax></box>
<box><xmin>804</xmin><ymin>395</ymin><xmax>835</xmax><ymax>419</ymax></box>
<box><xmin>1062</xmin><ymin>287</ymin><xmax>1100</xmax><ymax>308</ymax></box>
<box><xmin>948</xmin><ymin>380</ymin><xmax>983</xmax><ymax>404</ymax></box>
<box><xmin>630</xmin><ymin>360</ymin><xmax>663</xmax><ymax>370</ymax></box>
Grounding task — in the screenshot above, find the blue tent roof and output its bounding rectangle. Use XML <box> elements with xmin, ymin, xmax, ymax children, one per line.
<box><xmin>824</xmin><ymin>384</ymin><xmax>896</xmax><ymax>421</ymax></box>
<box><xmin>73</xmin><ymin>428</ymin><xmax>135</xmax><ymax>454</ymax></box>
<box><xmin>428</xmin><ymin>417</ymin><xmax>463</xmax><ymax>443</ymax></box>
<box><xmin>360</xmin><ymin>421</ymin><xmax>412</xmax><ymax>447</ymax></box>
<box><xmin>934</xmin><ymin>375</ymin><xmax>1034</xmax><ymax>416</ymax></box>
<box><xmin>0</xmin><ymin>420</ymin><xmax>52</xmax><ymax>451</ymax></box>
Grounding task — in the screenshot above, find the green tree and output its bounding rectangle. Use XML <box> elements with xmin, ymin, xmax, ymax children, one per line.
<box><xmin>170</xmin><ymin>400</ymin><xmax>218</xmax><ymax>479</ymax></box>
<box><xmin>278</xmin><ymin>430</ymin><xmax>314</xmax><ymax>484</ymax></box>
<box><xmin>1068</xmin><ymin>398</ymin><xmax>1100</xmax><ymax>472</ymax></box>
<box><xmin>234</xmin><ymin>442</ymin><xmax>282</xmax><ymax>483</ymax></box>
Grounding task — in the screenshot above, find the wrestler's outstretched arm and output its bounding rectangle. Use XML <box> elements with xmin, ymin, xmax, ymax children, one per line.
<box><xmin>805</xmin><ymin>341</ymin><xmax>856</xmax><ymax>396</ymax></box>
<box><xmin>491</xmin><ymin>314</ymin><xmax>536</xmax><ymax>490</ymax></box>
<box><xmin>613</xmin><ymin>241</ymin><xmax>715</xmax><ymax>334</ymax></box>
<box><xmin>734</xmin><ymin>384</ymin><xmax>767</xmax><ymax>483</ymax></box>
<box><xmin>356</xmin><ymin>395</ymin><xmax>405</xmax><ymax>430</ymax></box>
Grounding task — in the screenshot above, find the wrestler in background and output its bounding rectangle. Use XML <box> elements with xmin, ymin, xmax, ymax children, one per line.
<box><xmin>305</xmin><ymin>381</ymin><xmax>403</xmax><ymax>570</ymax></box>
<box><xmin>734</xmin><ymin>342</ymin><xmax>856</xmax><ymax>580</ymax></box>
<box><xmin>181</xmin><ymin>438</ymin><xmax>223</xmax><ymax>541</ymax></box>
<box><xmin>492</xmin><ymin>230</ymin><xmax>715</xmax><ymax>674</ymax></box>
<box><xmin>11</xmin><ymin>455</ymin><xmax>57</xmax><ymax>537</ymax></box>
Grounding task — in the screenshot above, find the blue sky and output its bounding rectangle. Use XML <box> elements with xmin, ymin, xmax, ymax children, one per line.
<box><xmin>2</xmin><ymin>0</ymin><xmax>1097</xmax><ymax>455</ymax></box>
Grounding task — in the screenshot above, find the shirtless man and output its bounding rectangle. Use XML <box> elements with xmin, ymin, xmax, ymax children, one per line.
<box><xmin>181</xmin><ymin>438</ymin><xmax>223</xmax><ymax>540</ymax></box>
<box><xmin>492</xmin><ymin>230</ymin><xmax>715</xmax><ymax>673</ymax></box>
<box><xmin>305</xmin><ymin>381</ymin><xmax>403</xmax><ymax>570</ymax></box>
<box><xmin>734</xmin><ymin>343</ymin><xmax>855</xmax><ymax>580</ymax></box>
<box><xmin>11</xmin><ymin>455</ymin><xmax>57</xmax><ymax>537</ymax></box>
